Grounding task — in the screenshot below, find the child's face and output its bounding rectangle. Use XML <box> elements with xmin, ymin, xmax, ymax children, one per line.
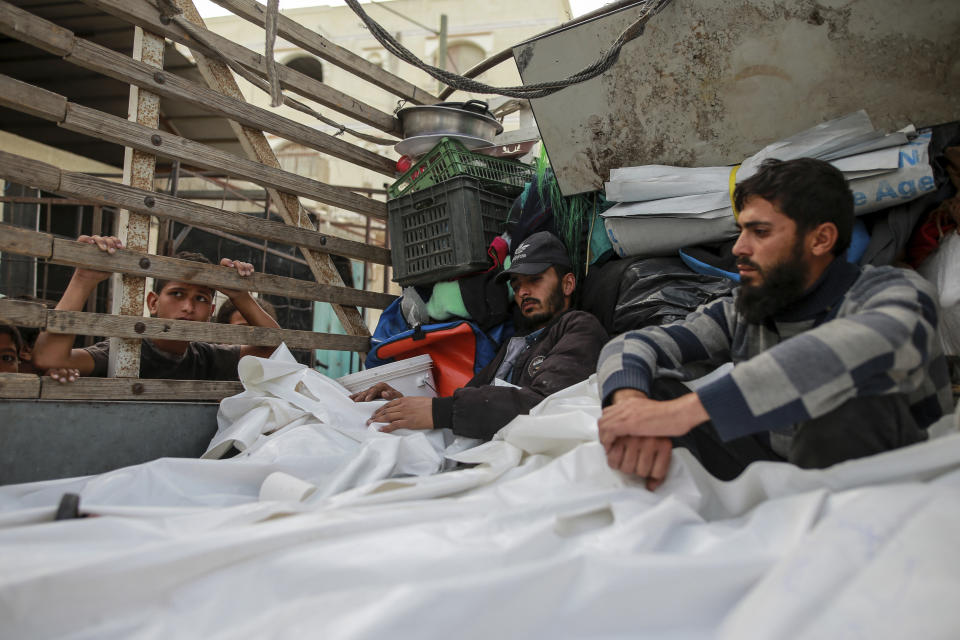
<box><xmin>147</xmin><ymin>282</ymin><xmax>216</xmax><ymax>323</ymax></box>
<box><xmin>0</xmin><ymin>334</ymin><xmax>20</xmax><ymax>373</ymax></box>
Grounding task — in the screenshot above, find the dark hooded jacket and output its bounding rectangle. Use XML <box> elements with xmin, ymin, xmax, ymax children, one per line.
<box><xmin>431</xmin><ymin>310</ymin><xmax>608</xmax><ymax>440</ymax></box>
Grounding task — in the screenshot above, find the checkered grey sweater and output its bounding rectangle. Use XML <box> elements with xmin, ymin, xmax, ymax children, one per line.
<box><xmin>598</xmin><ymin>260</ymin><xmax>953</xmax><ymax>444</ymax></box>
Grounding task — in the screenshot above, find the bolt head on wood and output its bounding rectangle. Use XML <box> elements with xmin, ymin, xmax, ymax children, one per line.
<box><xmin>134</xmin><ymin>322</ymin><xmax>146</xmax><ymax>334</ymax></box>
<box><xmin>144</xmin><ymin>196</ymin><xmax>156</xmax><ymax>208</ymax></box>
<box><xmin>131</xmin><ymin>383</ymin><xmax>145</xmax><ymax>395</ymax></box>
<box><xmin>151</xmin><ymin>134</ymin><xmax>162</xmax><ymax>146</ymax></box>
<box><xmin>153</xmin><ymin>72</ymin><xmax>165</xmax><ymax>84</ymax></box>
<box><xmin>139</xmin><ymin>257</ymin><xmax>151</xmax><ymax>269</ymax></box>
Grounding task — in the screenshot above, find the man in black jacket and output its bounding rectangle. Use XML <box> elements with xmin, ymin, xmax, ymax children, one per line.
<box><xmin>352</xmin><ymin>231</ymin><xmax>609</xmax><ymax>440</ymax></box>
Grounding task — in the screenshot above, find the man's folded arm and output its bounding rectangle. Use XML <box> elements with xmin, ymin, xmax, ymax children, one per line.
<box><xmin>697</xmin><ymin>270</ymin><xmax>945</xmax><ymax>441</ymax></box>
<box><xmin>440</xmin><ymin>316</ymin><xmax>609</xmax><ymax>439</ymax></box>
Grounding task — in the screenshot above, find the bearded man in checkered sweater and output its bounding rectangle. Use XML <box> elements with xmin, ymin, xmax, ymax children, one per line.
<box><xmin>597</xmin><ymin>158</ymin><xmax>953</xmax><ymax>489</ymax></box>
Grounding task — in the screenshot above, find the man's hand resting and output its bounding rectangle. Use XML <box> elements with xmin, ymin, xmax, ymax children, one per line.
<box><xmin>47</xmin><ymin>368</ymin><xmax>81</xmax><ymax>384</ymax></box>
<box><xmin>367</xmin><ymin>396</ymin><xmax>434</xmax><ymax>432</ymax></box>
<box><xmin>598</xmin><ymin>390</ymin><xmax>709</xmax><ymax>448</ymax></box>
<box><xmin>215</xmin><ymin>258</ymin><xmax>256</xmax><ymax>299</ymax></box>
<box><xmin>73</xmin><ymin>235</ymin><xmax>123</xmax><ymax>285</ymax></box>
<box><xmin>350</xmin><ymin>382</ymin><xmax>403</xmax><ymax>402</ymax></box>
<box><xmin>606</xmin><ymin>436</ymin><xmax>673</xmax><ymax>491</ymax></box>
<box><xmin>597</xmin><ymin>388</ymin><xmax>709</xmax><ymax>489</ymax></box>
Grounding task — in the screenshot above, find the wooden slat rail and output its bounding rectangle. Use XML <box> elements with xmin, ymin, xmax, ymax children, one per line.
<box><xmin>39</xmin><ymin>378</ymin><xmax>243</xmax><ymax>401</ymax></box>
<box><xmin>79</xmin><ymin>0</ymin><xmax>404</xmax><ymax>136</ymax></box>
<box><xmin>0</xmin><ymin>299</ymin><xmax>44</xmax><ymax>328</ymax></box>
<box><xmin>211</xmin><ymin>0</ymin><xmax>441</xmax><ymax>106</ymax></box>
<box><xmin>0</xmin><ymin>73</ymin><xmax>388</xmax><ymax>219</ymax></box>
<box><xmin>0</xmin><ymin>373</ymin><xmax>42</xmax><ymax>399</ymax></box>
<box><xmin>63</xmin><ymin>101</ymin><xmax>388</xmax><ymax>219</ymax></box>
<box><xmin>0</xmin><ymin>224</ymin><xmax>397</xmax><ymax>309</ymax></box>
<box><xmin>172</xmin><ymin>0</ymin><xmax>371</xmax><ymax>338</ymax></box>
<box><xmin>0</xmin><ymin>71</ymin><xmax>67</xmax><ymax>124</ymax></box>
<box><xmin>0</xmin><ymin>222</ymin><xmax>53</xmax><ymax>258</ymax></box>
<box><xmin>0</xmin><ymin>2</ymin><xmax>75</xmax><ymax>55</ymax></box>
<box><xmin>0</xmin><ymin>299</ymin><xmax>371</xmax><ymax>352</ymax></box>
<box><xmin>0</xmin><ymin>150</ymin><xmax>393</xmax><ymax>266</ymax></box>
<box><xmin>69</xmin><ymin>39</ymin><xmax>397</xmax><ymax>176</ymax></box>
<box><xmin>0</xmin><ymin>373</ymin><xmax>242</xmax><ymax>401</ymax></box>
<box><xmin>0</xmin><ymin>0</ymin><xmax>378</xmax><ymax>342</ymax></box>
<box><xmin>0</xmin><ymin>0</ymin><xmax>397</xmax><ymax>169</ymax></box>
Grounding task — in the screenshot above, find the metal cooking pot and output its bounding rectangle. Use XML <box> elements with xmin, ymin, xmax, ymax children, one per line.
<box><xmin>397</xmin><ymin>99</ymin><xmax>503</xmax><ymax>142</ymax></box>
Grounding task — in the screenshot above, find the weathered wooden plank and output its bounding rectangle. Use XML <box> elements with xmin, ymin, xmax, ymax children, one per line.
<box><xmin>210</xmin><ymin>0</ymin><xmax>440</xmax><ymax>106</ymax></box>
<box><xmin>0</xmin><ymin>299</ymin><xmax>46</xmax><ymax>328</ymax></box>
<box><xmin>0</xmin><ymin>0</ymin><xmax>75</xmax><ymax>56</ymax></box>
<box><xmin>0</xmin><ymin>148</ymin><xmax>62</xmax><ymax>192</ymax></box>
<box><xmin>66</xmin><ymin>39</ymin><xmax>395</xmax><ymax>176</ymax></box>
<box><xmin>59</xmin><ymin>103</ymin><xmax>387</xmax><ymax>219</ymax></box>
<box><xmin>0</xmin><ymin>73</ymin><xmax>67</xmax><ymax>125</ymax></box>
<box><xmin>45</xmin><ymin>309</ymin><xmax>370</xmax><ymax>351</ymax></box>
<box><xmin>0</xmin><ymin>150</ymin><xmax>392</xmax><ymax>265</ymax></box>
<box><xmin>0</xmin><ymin>223</ymin><xmax>53</xmax><ymax>258</ymax></box>
<box><xmin>172</xmin><ymin>0</ymin><xmax>371</xmax><ymax>340</ymax></box>
<box><xmin>0</xmin><ymin>151</ymin><xmax>390</xmax><ymax>264</ymax></box>
<box><xmin>80</xmin><ymin>0</ymin><xmax>403</xmax><ymax>136</ymax></box>
<box><xmin>0</xmin><ymin>373</ymin><xmax>40</xmax><ymax>399</ymax></box>
<box><xmin>49</xmin><ymin>236</ymin><xmax>395</xmax><ymax>308</ymax></box>
<box><xmin>60</xmin><ymin>171</ymin><xmax>392</xmax><ymax>264</ymax></box>
<box><xmin>0</xmin><ymin>300</ymin><xmax>369</xmax><ymax>352</ymax></box>
<box><xmin>38</xmin><ymin>377</ymin><xmax>243</xmax><ymax>401</ymax></box>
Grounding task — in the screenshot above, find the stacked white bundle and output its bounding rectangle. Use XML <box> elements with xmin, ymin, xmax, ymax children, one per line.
<box><xmin>603</xmin><ymin>111</ymin><xmax>934</xmax><ymax>258</ymax></box>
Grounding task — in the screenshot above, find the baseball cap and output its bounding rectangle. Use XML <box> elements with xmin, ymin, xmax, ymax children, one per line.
<box><xmin>495</xmin><ymin>231</ymin><xmax>571</xmax><ymax>283</ymax></box>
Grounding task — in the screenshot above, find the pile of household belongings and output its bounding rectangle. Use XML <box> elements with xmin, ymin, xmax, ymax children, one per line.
<box><xmin>1</xmin><ymin>344</ymin><xmax>959</xmax><ymax>637</ymax></box>
<box><xmin>596</xmin><ymin>110</ymin><xmax>960</xmax><ymax>357</ymax></box>
<box><xmin>369</xmin><ymin>157</ymin><xmax>608</xmax><ymax>389</ymax></box>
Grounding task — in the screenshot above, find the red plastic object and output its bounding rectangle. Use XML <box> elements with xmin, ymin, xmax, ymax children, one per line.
<box><xmin>396</xmin><ymin>155</ymin><xmax>413</xmax><ymax>173</ymax></box>
<box><xmin>376</xmin><ymin>323</ymin><xmax>478</xmax><ymax>397</ymax></box>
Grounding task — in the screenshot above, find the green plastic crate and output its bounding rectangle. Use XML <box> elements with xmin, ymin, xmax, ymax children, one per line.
<box><xmin>388</xmin><ymin>175</ymin><xmax>514</xmax><ymax>286</ymax></box>
<box><xmin>388</xmin><ymin>137</ymin><xmax>534</xmax><ymax>200</ymax></box>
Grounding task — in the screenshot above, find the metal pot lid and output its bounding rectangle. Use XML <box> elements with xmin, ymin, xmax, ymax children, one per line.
<box><xmin>397</xmin><ymin>100</ymin><xmax>503</xmax><ymax>134</ymax></box>
<box><xmin>434</xmin><ymin>99</ymin><xmax>493</xmax><ymax>115</ymax></box>
<box><xmin>395</xmin><ymin>133</ymin><xmax>492</xmax><ymax>159</ymax></box>
<box><xmin>399</xmin><ymin>99</ymin><xmax>492</xmax><ymax>116</ymax></box>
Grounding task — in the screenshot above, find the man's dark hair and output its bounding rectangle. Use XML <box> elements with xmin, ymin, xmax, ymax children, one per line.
<box><xmin>0</xmin><ymin>323</ymin><xmax>24</xmax><ymax>355</ymax></box>
<box><xmin>550</xmin><ymin>264</ymin><xmax>575</xmax><ymax>294</ymax></box>
<box><xmin>154</xmin><ymin>251</ymin><xmax>213</xmax><ymax>293</ymax></box>
<box><xmin>215</xmin><ymin>297</ymin><xmax>278</xmax><ymax>324</ymax></box>
<box><xmin>552</xmin><ymin>263</ymin><xmax>573</xmax><ymax>281</ymax></box>
<box><xmin>734</xmin><ymin>158</ymin><xmax>854</xmax><ymax>256</ymax></box>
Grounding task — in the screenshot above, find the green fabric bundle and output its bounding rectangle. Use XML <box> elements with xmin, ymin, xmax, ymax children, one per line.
<box><xmin>425</xmin><ymin>280</ymin><xmax>470</xmax><ymax>321</ymax></box>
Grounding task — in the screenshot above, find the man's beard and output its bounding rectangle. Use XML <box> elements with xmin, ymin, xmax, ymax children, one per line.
<box><xmin>735</xmin><ymin>241</ymin><xmax>809</xmax><ymax>324</ymax></box>
<box><xmin>520</xmin><ymin>283</ymin><xmax>565</xmax><ymax>330</ymax></box>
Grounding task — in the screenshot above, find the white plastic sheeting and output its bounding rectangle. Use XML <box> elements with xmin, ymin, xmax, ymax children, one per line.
<box><xmin>919</xmin><ymin>232</ymin><xmax>960</xmax><ymax>356</ymax></box>
<box><xmin>1</xmin><ymin>352</ymin><xmax>959</xmax><ymax>639</ymax></box>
